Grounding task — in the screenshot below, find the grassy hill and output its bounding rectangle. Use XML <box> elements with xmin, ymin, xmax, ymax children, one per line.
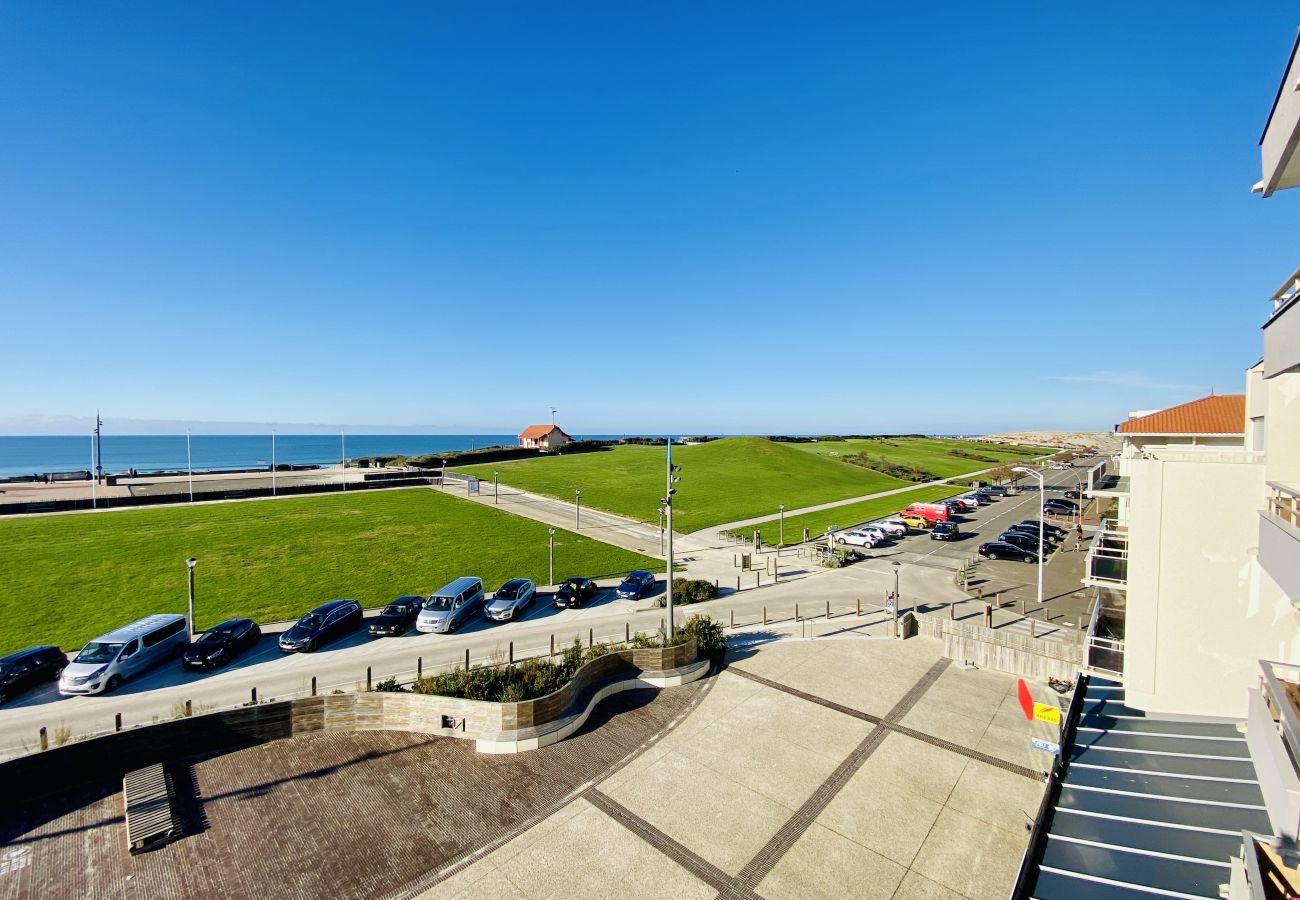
<box><xmin>456</xmin><ymin>437</ymin><xmax>914</xmax><ymax>532</ymax></box>
<box><xmin>782</xmin><ymin>437</ymin><xmax>1054</xmax><ymax>480</ymax></box>
<box><xmin>0</xmin><ymin>490</ymin><xmax>659</xmax><ymax>655</ymax></box>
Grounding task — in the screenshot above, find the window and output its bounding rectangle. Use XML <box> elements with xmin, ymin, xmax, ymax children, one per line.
<box><xmin>143</xmin><ymin>619</ymin><xmax>186</xmax><ymax>648</ymax></box>
<box><xmin>120</xmin><ymin>640</ymin><xmax>140</xmax><ymax>658</ymax></box>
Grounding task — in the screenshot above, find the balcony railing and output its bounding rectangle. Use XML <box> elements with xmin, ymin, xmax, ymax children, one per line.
<box><xmin>1083</xmin><ymin>525</ymin><xmax>1128</xmax><ymax>590</ymax></box>
<box><xmin>1248</xmin><ymin>661</ymin><xmax>1300</xmax><ymax>843</ymax></box>
<box><xmin>1267</xmin><ymin>483</ymin><xmax>1300</xmax><ymax>533</ymax></box>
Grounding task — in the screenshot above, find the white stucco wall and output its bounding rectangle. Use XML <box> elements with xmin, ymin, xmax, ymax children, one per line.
<box><xmin>1123</xmin><ymin>454</ymin><xmax>1300</xmax><ymax>718</ymax></box>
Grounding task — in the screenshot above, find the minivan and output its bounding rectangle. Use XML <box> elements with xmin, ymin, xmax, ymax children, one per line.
<box><xmin>59</xmin><ymin>614</ymin><xmax>189</xmax><ymax>695</ymax></box>
<box><xmin>417</xmin><ymin>577</ymin><xmax>484</xmax><ymax>634</ymax></box>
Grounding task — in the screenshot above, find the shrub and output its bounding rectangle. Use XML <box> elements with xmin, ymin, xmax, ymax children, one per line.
<box><xmin>825</xmin><ymin>548</ymin><xmax>865</xmax><ymax>568</ymax></box>
<box><xmin>676</xmin><ymin>614</ymin><xmax>727</xmax><ymax>663</ymax></box>
<box><xmin>498</xmin><ymin>681</ymin><xmax>526</xmax><ymax>703</ymax></box>
<box><xmin>372</xmin><ymin>675</ymin><xmax>407</xmax><ymax>693</ymax></box>
<box><xmin>630</xmin><ymin>631</ymin><xmax>655</xmax><ymax>649</ymax></box>
<box><xmin>671</xmin><ymin>577</ymin><xmax>718</xmax><ymax>604</ymax></box>
<box><xmin>584</xmin><ymin>642</ymin><xmax>610</xmax><ymax>663</ymax></box>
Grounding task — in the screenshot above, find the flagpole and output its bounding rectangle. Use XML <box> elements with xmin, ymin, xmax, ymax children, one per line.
<box><xmin>186</xmin><ymin>430</ymin><xmax>193</xmax><ymax>502</ymax></box>
<box><xmin>272</xmin><ymin>431</ymin><xmax>277</xmax><ymax>496</ymax></box>
<box><xmin>341</xmin><ymin>432</ymin><xmax>346</xmax><ymax>492</ymax></box>
<box><xmin>90</xmin><ymin>431</ymin><xmax>97</xmax><ymax>510</ymax></box>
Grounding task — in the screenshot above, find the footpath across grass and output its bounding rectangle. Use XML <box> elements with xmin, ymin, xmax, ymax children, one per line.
<box><xmin>455</xmin><ymin>437</ymin><xmax>911</xmax><ymax>533</ymax></box>
<box><xmin>0</xmin><ymin>489</ymin><xmax>660</xmax><ymax>656</ymax></box>
<box><xmin>723</xmin><ymin>484</ymin><xmax>967</xmax><ymax>544</ymax></box>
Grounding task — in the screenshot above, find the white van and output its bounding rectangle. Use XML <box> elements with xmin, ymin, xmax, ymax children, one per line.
<box><xmin>59</xmin><ymin>614</ymin><xmax>189</xmax><ymax>695</ymax></box>
<box><xmin>416</xmin><ymin>577</ymin><xmax>484</xmax><ymax>634</ymax></box>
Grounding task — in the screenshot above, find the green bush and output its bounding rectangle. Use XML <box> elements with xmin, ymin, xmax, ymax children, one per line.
<box><xmin>826</xmin><ymin>548</ymin><xmax>865</xmax><ymax>569</ymax></box>
<box><xmin>372</xmin><ymin>675</ymin><xmax>406</xmax><ymax>693</ymax></box>
<box><xmin>584</xmin><ymin>642</ymin><xmax>610</xmax><ymax>663</ymax></box>
<box><xmin>498</xmin><ymin>681</ymin><xmax>526</xmax><ymax>703</ymax></box>
<box><xmin>676</xmin><ymin>614</ymin><xmax>727</xmax><ymax>663</ymax></box>
<box><xmin>671</xmin><ymin>577</ymin><xmax>718</xmax><ymax>604</ymax></box>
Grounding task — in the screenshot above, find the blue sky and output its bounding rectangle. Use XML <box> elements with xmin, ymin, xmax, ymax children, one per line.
<box><xmin>2</xmin><ymin>3</ymin><xmax>1298</xmax><ymax>435</ymax></box>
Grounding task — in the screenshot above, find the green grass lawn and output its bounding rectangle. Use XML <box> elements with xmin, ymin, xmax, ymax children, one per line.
<box><xmin>722</xmin><ymin>484</ymin><xmax>967</xmax><ymax>543</ymax></box>
<box><xmin>455</xmin><ymin>436</ymin><xmax>1055</xmax><ymax>532</ymax></box>
<box><xmin>455</xmin><ymin>437</ymin><xmax>913</xmax><ymax>533</ymax></box>
<box><xmin>0</xmin><ymin>489</ymin><xmax>660</xmax><ymax>655</ymax></box>
<box><xmin>781</xmin><ymin>437</ymin><xmax>1056</xmax><ymax>479</ymax></box>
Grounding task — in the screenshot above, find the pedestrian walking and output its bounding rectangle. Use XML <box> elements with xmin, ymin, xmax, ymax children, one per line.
<box><xmin>1074</xmin><ymin>523</ymin><xmax>1084</xmax><ymax>549</ymax></box>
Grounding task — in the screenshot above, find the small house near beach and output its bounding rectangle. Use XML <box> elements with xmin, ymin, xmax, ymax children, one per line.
<box><xmin>518</xmin><ymin>424</ymin><xmax>572</xmax><ymax>450</ymax></box>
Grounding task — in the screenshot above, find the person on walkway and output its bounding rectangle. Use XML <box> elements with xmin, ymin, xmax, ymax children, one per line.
<box><xmin>1074</xmin><ymin>523</ymin><xmax>1084</xmax><ymax>548</ymax></box>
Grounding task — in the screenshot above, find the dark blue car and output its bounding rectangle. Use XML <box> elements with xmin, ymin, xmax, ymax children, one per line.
<box><xmin>616</xmin><ymin>570</ymin><xmax>656</xmax><ymax>600</ymax></box>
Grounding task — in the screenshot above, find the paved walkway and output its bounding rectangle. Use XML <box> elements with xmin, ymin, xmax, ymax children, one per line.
<box><xmin>417</xmin><ymin>637</ymin><xmax>1060</xmax><ymax>899</ymax></box>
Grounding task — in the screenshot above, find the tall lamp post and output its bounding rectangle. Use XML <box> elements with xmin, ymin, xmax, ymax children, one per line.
<box><xmin>891</xmin><ymin>560</ymin><xmax>901</xmax><ymax>638</ymax></box>
<box><xmin>664</xmin><ymin>438</ymin><xmax>681</xmax><ymax>636</ymax></box>
<box><xmin>185</xmin><ymin>557</ymin><xmax>198</xmax><ymax>636</ymax></box>
<box><xmin>494</xmin><ymin>470</ymin><xmax>500</xmax><ymax>504</ymax></box>
<box><xmin>778</xmin><ymin>504</ymin><xmax>785</xmax><ymax>549</ymax></box>
<box><xmin>548</xmin><ymin>528</ymin><xmax>555</xmax><ymax>586</ymax></box>
<box><xmin>1013</xmin><ymin>466</ymin><xmax>1046</xmax><ymax>615</ymax></box>
<box><xmin>575</xmin><ymin>489</ymin><xmax>581</xmax><ymax>529</ymax></box>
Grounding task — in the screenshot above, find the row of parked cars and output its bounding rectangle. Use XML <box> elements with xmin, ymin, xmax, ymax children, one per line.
<box><xmin>977</xmin><ymin>519</ymin><xmax>1071</xmax><ymax>563</ymax></box>
<box><xmin>833</xmin><ymin>486</ymin><xmax>1012</xmax><ymax>549</ymax></box>
<box><xmin>0</xmin><ymin>569</ymin><xmax>663</xmax><ymax>704</ymax></box>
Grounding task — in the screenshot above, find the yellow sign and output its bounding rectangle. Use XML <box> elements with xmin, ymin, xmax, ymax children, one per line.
<box><xmin>1032</xmin><ymin>703</ymin><xmax>1061</xmax><ymax>725</ymax></box>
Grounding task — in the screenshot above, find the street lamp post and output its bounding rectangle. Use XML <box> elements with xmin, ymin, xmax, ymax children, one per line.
<box><xmin>779</xmin><ymin>504</ymin><xmax>785</xmax><ymax>549</ymax></box>
<box><xmin>494</xmin><ymin>470</ymin><xmax>500</xmax><ymax>504</ymax></box>
<box><xmin>185</xmin><ymin>557</ymin><xmax>198</xmax><ymax>636</ymax></box>
<box><xmin>891</xmin><ymin>560</ymin><xmax>901</xmax><ymax>638</ymax></box>
<box><xmin>548</xmin><ymin>528</ymin><xmax>555</xmax><ymax>586</ymax></box>
<box><xmin>575</xmin><ymin>489</ymin><xmax>581</xmax><ymax>529</ymax></box>
<box><xmin>1013</xmin><ymin>466</ymin><xmax>1046</xmax><ymax>615</ymax></box>
<box><xmin>664</xmin><ymin>438</ymin><xmax>681</xmax><ymax>636</ymax></box>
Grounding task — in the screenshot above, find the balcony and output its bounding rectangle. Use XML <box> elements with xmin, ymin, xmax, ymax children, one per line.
<box><xmin>1258</xmin><ymin>38</ymin><xmax>1300</xmax><ymax>198</ymax></box>
<box><xmin>1261</xmin><ymin>483</ymin><xmax>1300</xmax><ymax>605</ymax></box>
<box><xmin>1231</xmin><ymin>832</ymin><xmax>1300</xmax><ymax>899</ymax></box>
<box><xmin>1264</xmin><ymin>271</ymin><xmax>1300</xmax><ymax>378</ymax></box>
<box><xmin>1246</xmin><ymin>661</ymin><xmax>1300</xmax><ymax>844</ymax></box>
<box><xmin>1082</xmin><ymin>525</ymin><xmax>1128</xmax><ymax>590</ymax></box>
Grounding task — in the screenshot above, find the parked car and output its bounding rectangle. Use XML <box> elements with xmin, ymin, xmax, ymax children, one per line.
<box><xmin>555</xmin><ymin>577</ymin><xmax>598</xmax><ymax>609</ymax></box>
<box><xmin>1005</xmin><ymin>524</ymin><xmax>1059</xmax><ymax>546</ymax></box>
<box><xmin>871</xmin><ymin>519</ymin><xmax>908</xmax><ymax>537</ymax></box>
<box><xmin>957</xmin><ymin>495</ymin><xmax>981</xmax><ymax>508</ymax></box>
<box><xmin>999</xmin><ymin>531</ymin><xmax>1052</xmax><ymax>555</ymax></box>
<box><xmin>1043</xmin><ymin>500</ymin><xmax>1079</xmax><ymax>515</ymax></box>
<box><xmin>1063</xmin><ymin>489</ymin><xmax>1083</xmax><ymax>500</ymax></box>
<box><xmin>368</xmin><ymin>595</ymin><xmax>425</xmax><ymax>636</ymax></box>
<box><xmin>981</xmin><ymin>485</ymin><xmax>1010</xmax><ymax>496</ymax></box>
<box><xmin>0</xmin><ymin>645</ymin><xmax>66</xmax><ymax>705</ymax></box>
<box><xmin>836</xmin><ymin>529</ymin><xmax>880</xmax><ymax>548</ymax></box>
<box><xmin>616</xmin><ymin>570</ymin><xmax>657</xmax><ymax>600</ymax></box>
<box><xmin>183</xmin><ymin>618</ymin><xmax>262</xmax><ymax>669</ymax></box>
<box><xmin>1017</xmin><ymin>520</ymin><xmax>1068</xmax><ymax>540</ymax></box>
<box><xmin>947</xmin><ymin>498</ymin><xmax>976</xmax><ymax>513</ymax></box>
<box><xmin>978</xmin><ymin>541</ymin><xmax>1039</xmax><ymax>563</ymax></box>
<box><xmin>485</xmin><ymin>579</ymin><xmax>537</xmax><ymax>622</ymax></box>
<box><xmin>899</xmin><ymin>513</ymin><xmax>931</xmax><ymax>530</ymax></box>
<box><xmin>60</xmin><ymin>614</ymin><xmax>189</xmax><ymax>695</ymax></box>
<box><xmin>930</xmin><ymin>522</ymin><xmax>961</xmax><ymax>542</ymax></box>
<box><xmin>901</xmin><ymin>503</ymin><xmax>948</xmax><ymax>523</ymax></box>
<box><xmin>279</xmin><ymin>599</ymin><xmax>364</xmax><ymax>652</ymax></box>
<box><xmin>974</xmin><ymin>489</ymin><xmax>998</xmax><ymax>502</ymax></box>
<box><xmin>417</xmin><ymin>577</ymin><xmax>485</xmax><ymax>634</ymax></box>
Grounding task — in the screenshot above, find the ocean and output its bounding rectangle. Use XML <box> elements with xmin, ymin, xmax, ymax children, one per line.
<box><xmin>0</xmin><ymin>434</ymin><xmax>634</xmax><ymax>478</ymax></box>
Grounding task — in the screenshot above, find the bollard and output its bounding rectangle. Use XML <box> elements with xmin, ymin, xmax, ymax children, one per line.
<box><xmin>763</xmin><ymin>606</ymin><xmax>767</xmax><ymax>625</ymax></box>
<box><xmin>550</xmin><ymin>634</ymin><xmax>555</xmax><ymax>658</ymax></box>
<box><xmin>730</xmin><ymin>609</ymin><xmax>735</xmax><ymax>629</ymax></box>
<box><xmin>1030</xmin><ymin>617</ymin><xmax>1037</xmax><ymax>638</ymax></box>
<box><xmin>795</xmin><ymin>602</ymin><xmax>800</xmax><ymax>621</ymax></box>
<box><xmin>949</xmin><ymin>602</ymin><xmax>956</xmax><ymax>620</ymax></box>
<box><xmin>115</xmin><ymin>712</ymin><xmax>123</xmax><ymax>732</ymax></box>
<box><xmin>251</xmin><ymin>687</ymin><xmax>258</xmax><ymax>705</ymax></box>
<box><xmin>185</xmin><ymin>699</ymin><xmax>192</xmax><ymax>717</ymax></box>
<box><xmin>826</xmin><ymin>600</ymin><xmax>830</xmax><ymax>620</ymax></box>
<box><xmin>509</xmin><ymin>641</ymin><xmax>514</xmax><ymax>664</ymax></box>
<box><xmin>311</xmin><ymin>676</ymin><xmax>317</xmax><ymax>696</ymax></box>
<box><xmin>856</xmin><ymin>598</ymin><xmax>861</xmax><ymax>616</ymax></box>
<box><xmin>465</xmin><ymin>648</ymin><xmax>470</xmax><ymax>670</ymax></box>
<box><xmin>39</xmin><ymin>727</ymin><xmax>47</xmax><ymax>752</ymax></box>
<box><xmin>984</xmin><ymin>604</ymin><xmax>993</xmax><ymax>628</ymax></box>
<box><xmin>589</xmin><ymin>628</ymin><xmax>594</xmax><ymax>647</ymax></box>
<box><xmin>417</xmin><ymin>657</ymin><xmax>422</xmax><ymax>679</ymax></box>
<box><xmin>756</xmin><ymin>573</ymin><xmax>760</xmax><ymax>588</ymax></box>
<box><xmin>737</xmin><ymin>575</ymin><xmax>741</xmax><ymax>593</ymax></box>
<box><xmin>366</xmin><ymin>666</ymin><xmax>372</xmax><ymax>691</ymax></box>
<box><xmin>626</xmin><ymin>623</ymin><xmax>631</xmax><ymax>643</ymax></box>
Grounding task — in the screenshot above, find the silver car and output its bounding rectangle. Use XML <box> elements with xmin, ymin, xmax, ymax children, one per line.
<box><xmin>485</xmin><ymin>578</ymin><xmax>536</xmax><ymax>623</ymax></box>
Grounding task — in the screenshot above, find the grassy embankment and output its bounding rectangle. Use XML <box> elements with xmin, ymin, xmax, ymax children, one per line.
<box><xmin>0</xmin><ymin>489</ymin><xmax>659</xmax><ymax>655</ymax></box>
<box><xmin>455</xmin><ymin>436</ymin><xmax>1054</xmax><ymax>533</ymax></box>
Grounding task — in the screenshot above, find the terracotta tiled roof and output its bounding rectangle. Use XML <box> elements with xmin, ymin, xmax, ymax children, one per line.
<box><xmin>1116</xmin><ymin>394</ymin><xmax>1245</xmax><ymax>435</ymax></box>
<box><xmin>519</xmin><ymin>424</ymin><xmax>560</xmax><ymax>439</ymax></box>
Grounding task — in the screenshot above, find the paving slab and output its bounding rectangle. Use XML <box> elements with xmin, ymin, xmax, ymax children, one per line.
<box><xmin>909</xmin><ymin>807</ymin><xmax>1028</xmax><ymax>899</ymax></box>
<box><xmin>756</xmin><ymin>821</ymin><xmax>906</xmax><ymax>900</ymax></box>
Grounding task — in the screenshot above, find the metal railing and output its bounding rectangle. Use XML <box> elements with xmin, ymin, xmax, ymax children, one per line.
<box><xmin>1259</xmin><ymin>660</ymin><xmax>1300</xmax><ymax>774</ymax></box>
<box><xmin>1084</xmin><ymin>526</ymin><xmax>1129</xmax><ymax>588</ymax></box>
<box><xmin>1266</xmin><ymin>482</ymin><xmax>1300</xmax><ymax>533</ymax></box>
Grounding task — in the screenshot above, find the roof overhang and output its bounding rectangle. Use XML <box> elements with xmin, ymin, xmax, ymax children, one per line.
<box><xmin>1257</xmin><ymin>30</ymin><xmax>1300</xmax><ymax>197</ymax></box>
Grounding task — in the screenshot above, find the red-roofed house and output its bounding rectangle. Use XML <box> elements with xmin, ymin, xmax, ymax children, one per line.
<box><xmin>518</xmin><ymin>424</ymin><xmax>572</xmax><ymax>450</ymax></box>
<box><xmin>1116</xmin><ymin>393</ymin><xmax>1246</xmax><ymax>441</ymax></box>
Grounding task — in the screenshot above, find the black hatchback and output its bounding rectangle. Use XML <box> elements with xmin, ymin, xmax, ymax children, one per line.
<box><xmin>368</xmin><ymin>595</ymin><xmax>424</xmax><ymax>636</ymax></box>
<box><xmin>0</xmin><ymin>645</ymin><xmax>66</xmax><ymax>705</ymax></box>
<box><xmin>183</xmin><ymin>618</ymin><xmax>262</xmax><ymax>670</ymax></box>
<box><xmin>279</xmin><ymin>599</ymin><xmax>364</xmax><ymax>653</ymax></box>
<box><xmin>555</xmin><ymin>577</ymin><xmax>598</xmax><ymax>609</ymax></box>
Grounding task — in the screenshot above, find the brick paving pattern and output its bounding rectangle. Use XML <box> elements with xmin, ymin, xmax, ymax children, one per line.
<box><xmin>0</xmin><ymin>685</ymin><xmax>704</xmax><ymax>900</ymax></box>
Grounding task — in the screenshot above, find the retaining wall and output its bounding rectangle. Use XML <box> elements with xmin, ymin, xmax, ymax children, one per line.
<box><xmin>914</xmin><ymin>613</ymin><xmax>1082</xmax><ymax>681</ymax></box>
